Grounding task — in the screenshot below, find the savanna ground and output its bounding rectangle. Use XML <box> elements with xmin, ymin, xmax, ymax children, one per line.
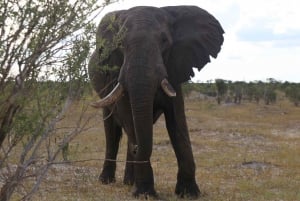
<box><xmin>4</xmin><ymin>93</ymin><xmax>300</xmax><ymax>200</ymax></box>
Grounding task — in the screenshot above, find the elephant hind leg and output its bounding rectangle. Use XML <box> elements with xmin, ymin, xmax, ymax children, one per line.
<box><xmin>99</xmin><ymin>108</ymin><xmax>122</xmax><ymax>184</ymax></box>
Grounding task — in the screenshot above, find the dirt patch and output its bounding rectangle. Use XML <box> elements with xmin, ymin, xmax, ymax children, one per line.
<box><xmin>240</xmin><ymin>161</ymin><xmax>276</xmax><ymax>170</ymax></box>
<box><xmin>272</xmin><ymin>128</ymin><xmax>300</xmax><ymax>138</ymax></box>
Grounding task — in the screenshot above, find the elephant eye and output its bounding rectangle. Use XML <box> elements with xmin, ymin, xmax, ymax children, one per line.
<box><xmin>160</xmin><ymin>32</ymin><xmax>170</xmax><ymax>49</ymax></box>
<box><xmin>161</xmin><ymin>35</ymin><xmax>167</xmax><ymax>43</ymax></box>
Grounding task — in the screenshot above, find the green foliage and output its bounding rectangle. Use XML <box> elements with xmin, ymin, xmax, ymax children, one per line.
<box><xmin>96</xmin><ymin>13</ymin><xmax>126</xmax><ymax>72</ymax></box>
<box><xmin>182</xmin><ymin>79</ymin><xmax>300</xmax><ymax>106</ymax></box>
<box><xmin>182</xmin><ymin>81</ymin><xmax>217</xmax><ymax>97</ymax></box>
<box><xmin>215</xmin><ymin>79</ymin><xmax>227</xmax><ymax>104</ymax></box>
<box><xmin>264</xmin><ymin>88</ymin><xmax>277</xmax><ymax>105</ymax></box>
<box><xmin>0</xmin><ymin>0</ymin><xmax>118</xmax><ymax>199</ymax></box>
<box><xmin>182</xmin><ymin>82</ymin><xmax>201</xmax><ymax>96</ymax></box>
<box><xmin>13</xmin><ymin>105</ymin><xmax>44</xmax><ymax>142</ymax></box>
<box><xmin>284</xmin><ymin>83</ymin><xmax>300</xmax><ymax>106</ymax></box>
<box><xmin>215</xmin><ymin>79</ymin><xmax>227</xmax><ymax>96</ymax></box>
<box><xmin>244</xmin><ymin>82</ymin><xmax>264</xmax><ymax>103</ymax></box>
<box><xmin>263</xmin><ymin>80</ymin><xmax>277</xmax><ymax>105</ymax></box>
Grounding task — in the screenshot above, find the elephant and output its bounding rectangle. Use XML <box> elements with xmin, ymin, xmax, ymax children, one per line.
<box><xmin>88</xmin><ymin>6</ymin><xmax>224</xmax><ymax>198</ymax></box>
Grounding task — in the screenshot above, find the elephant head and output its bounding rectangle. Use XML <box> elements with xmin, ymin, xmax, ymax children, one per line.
<box><xmin>89</xmin><ymin>6</ymin><xmax>224</xmax><ymax>198</ymax></box>
<box><xmin>91</xmin><ymin>6</ymin><xmax>224</xmax><ymax>108</ymax></box>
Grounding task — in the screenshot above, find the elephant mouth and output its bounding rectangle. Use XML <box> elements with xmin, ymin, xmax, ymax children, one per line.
<box><xmin>90</xmin><ymin>78</ymin><xmax>176</xmax><ymax>108</ymax></box>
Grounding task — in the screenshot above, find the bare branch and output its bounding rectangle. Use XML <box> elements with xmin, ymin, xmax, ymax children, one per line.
<box><xmin>0</xmin><ymin>0</ymin><xmax>119</xmax><ymax>199</ymax></box>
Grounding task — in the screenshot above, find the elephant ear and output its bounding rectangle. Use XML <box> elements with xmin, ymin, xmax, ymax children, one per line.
<box><xmin>163</xmin><ymin>6</ymin><xmax>224</xmax><ymax>84</ymax></box>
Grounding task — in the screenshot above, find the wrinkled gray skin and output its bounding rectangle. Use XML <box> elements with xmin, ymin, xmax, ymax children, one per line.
<box><xmin>88</xmin><ymin>6</ymin><xmax>224</xmax><ymax>198</ymax></box>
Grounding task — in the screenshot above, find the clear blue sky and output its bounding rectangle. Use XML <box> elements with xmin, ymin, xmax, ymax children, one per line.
<box><xmin>96</xmin><ymin>0</ymin><xmax>300</xmax><ymax>82</ymax></box>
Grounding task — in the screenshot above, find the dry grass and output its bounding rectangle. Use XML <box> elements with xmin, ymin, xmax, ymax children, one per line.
<box><xmin>7</xmin><ymin>97</ymin><xmax>300</xmax><ymax>200</ymax></box>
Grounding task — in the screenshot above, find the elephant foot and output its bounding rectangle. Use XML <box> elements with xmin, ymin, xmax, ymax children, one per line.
<box><xmin>99</xmin><ymin>171</ymin><xmax>116</xmax><ymax>184</ymax></box>
<box><xmin>175</xmin><ymin>179</ymin><xmax>200</xmax><ymax>199</ymax></box>
<box><xmin>123</xmin><ymin>164</ymin><xmax>134</xmax><ymax>185</ymax></box>
<box><xmin>99</xmin><ymin>162</ymin><xmax>116</xmax><ymax>184</ymax></box>
<box><xmin>132</xmin><ymin>182</ymin><xmax>157</xmax><ymax>199</ymax></box>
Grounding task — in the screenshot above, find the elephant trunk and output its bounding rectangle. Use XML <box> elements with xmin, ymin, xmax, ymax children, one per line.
<box><xmin>127</xmin><ymin>83</ymin><xmax>155</xmax><ymax>185</ymax></box>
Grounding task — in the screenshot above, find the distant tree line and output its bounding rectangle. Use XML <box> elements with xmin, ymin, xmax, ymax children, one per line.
<box><xmin>182</xmin><ymin>78</ymin><xmax>300</xmax><ymax>106</ymax></box>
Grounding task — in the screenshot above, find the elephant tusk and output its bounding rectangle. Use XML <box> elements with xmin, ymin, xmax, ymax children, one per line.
<box><xmin>161</xmin><ymin>78</ymin><xmax>176</xmax><ymax>97</ymax></box>
<box><xmin>90</xmin><ymin>83</ymin><xmax>124</xmax><ymax>108</ymax></box>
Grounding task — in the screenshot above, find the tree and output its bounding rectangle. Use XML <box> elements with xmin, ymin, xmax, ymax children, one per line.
<box><xmin>285</xmin><ymin>83</ymin><xmax>300</xmax><ymax>106</ymax></box>
<box><xmin>228</xmin><ymin>81</ymin><xmax>245</xmax><ymax>104</ymax></box>
<box><xmin>215</xmin><ymin>79</ymin><xmax>227</xmax><ymax>104</ymax></box>
<box><xmin>236</xmin><ymin>82</ymin><xmax>245</xmax><ymax>104</ymax></box>
<box><xmin>0</xmin><ymin>0</ymin><xmax>118</xmax><ymax>200</ymax></box>
<box><xmin>246</xmin><ymin>81</ymin><xmax>264</xmax><ymax>104</ymax></box>
<box><xmin>264</xmin><ymin>79</ymin><xmax>277</xmax><ymax>105</ymax></box>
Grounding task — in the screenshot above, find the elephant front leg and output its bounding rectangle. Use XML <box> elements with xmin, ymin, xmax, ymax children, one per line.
<box><xmin>133</xmin><ymin>161</ymin><xmax>157</xmax><ymax>198</ymax></box>
<box><xmin>99</xmin><ymin>108</ymin><xmax>122</xmax><ymax>184</ymax></box>
<box><xmin>164</xmin><ymin>89</ymin><xmax>200</xmax><ymax>198</ymax></box>
<box><xmin>130</xmin><ymin>108</ymin><xmax>157</xmax><ymax>197</ymax></box>
<box><xmin>123</xmin><ymin>143</ymin><xmax>135</xmax><ymax>185</ymax></box>
<box><xmin>131</xmin><ymin>140</ymin><xmax>157</xmax><ymax>198</ymax></box>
